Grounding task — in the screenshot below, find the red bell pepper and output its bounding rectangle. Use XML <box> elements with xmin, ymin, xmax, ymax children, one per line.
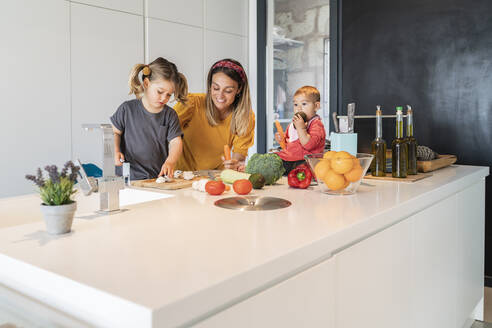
<box><xmin>288</xmin><ymin>164</ymin><xmax>313</xmax><ymax>189</ymax></box>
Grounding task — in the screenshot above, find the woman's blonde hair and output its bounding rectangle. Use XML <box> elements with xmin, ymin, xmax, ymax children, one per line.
<box><xmin>128</xmin><ymin>57</ymin><xmax>188</xmax><ymax>104</ymax></box>
<box><xmin>205</xmin><ymin>59</ymin><xmax>252</xmax><ymax>136</ymax></box>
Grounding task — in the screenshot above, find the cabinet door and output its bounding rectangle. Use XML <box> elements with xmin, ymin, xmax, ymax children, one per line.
<box><xmin>334</xmin><ymin>219</ymin><xmax>414</xmax><ymax>328</ymax></box>
<box><xmin>147</xmin><ymin>19</ymin><xmax>204</xmax><ymax>93</ymax></box>
<box><xmin>193</xmin><ymin>258</ymin><xmax>335</xmax><ymax>328</ymax></box>
<box><xmin>71</xmin><ymin>3</ymin><xmax>144</xmax><ymax>167</ymax></box>
<box><xmin>73</xmin><ymin>0</ymin><xmax>143</xmax><ymax>15</ymax></box>
<box><xmin>205</xmin><ymin>0</ymin><xmax>248</xmax><ymax>37</ymax></box>
<box><xmin>456</xmin><ymin>181</ymin><xmax>485</xmax><ymax>326</ymax></box>
<box><xmin>147</xmin><ymin>0</ymin><xmax>203</xmax><ymax>27</ymax></box>
<box><xmin>0</xmin><ymin>0</ymin><xmax>70</xmax><ymax>198</ymax></box>
<box><xmin>413</xmin><ymin>196</ymin><xmax>458</xmax><ymax>328</ymax></box>
<box><xmin>204</xmin><ymin>30</ymin><xmax>248</xmax><ymax>77</ymax></box>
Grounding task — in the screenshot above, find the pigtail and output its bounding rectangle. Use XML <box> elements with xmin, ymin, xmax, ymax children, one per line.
<box><xmin>174</xmin><ymin>72</ymin><xmax>189</xmax><ymax>104</ymax></box>
<box><xmin>128</xmin><ymin>63</ymin><xmax>146</xmax><ymax>98</ymax></box>
<box><xmin>133</xmin><ymin>57</ymin><xmax>188</xmax><ymax>104</ymax></box>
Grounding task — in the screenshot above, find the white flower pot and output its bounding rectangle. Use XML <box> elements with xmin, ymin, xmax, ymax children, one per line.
<box><xmin>40</xmin><ymin>202</ymin><xmax>77</xmax><ymax>234</ymax></box>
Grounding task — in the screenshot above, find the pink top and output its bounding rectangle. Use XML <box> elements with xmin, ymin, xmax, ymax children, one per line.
<box><xmin>277</xmin><ymin>116</ymin><xmax>326</xmax><ymax>162</ymax></box>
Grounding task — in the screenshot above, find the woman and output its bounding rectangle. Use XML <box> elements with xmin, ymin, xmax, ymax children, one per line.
<box><xmin>174</xmin><ymin>59</ymin><xmax>255</xmax><ymax>171</ymax></box>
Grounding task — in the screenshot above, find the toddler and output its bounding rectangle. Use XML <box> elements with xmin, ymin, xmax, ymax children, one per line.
<box><xmin>275</xmin><ymin>86</ymin><xmax>326</xmax><ymax>174</ymax></box>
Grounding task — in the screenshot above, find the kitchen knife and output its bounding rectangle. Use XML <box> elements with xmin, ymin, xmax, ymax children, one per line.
<box><xmin>332</xmin><ymin>112</ymin><xmax>340</xmax><ymax>133</ymax></box>
<box><xmin>347</xmin><ymin>102</ymin><xmax>355</xmax><ymax>133</ymax></box>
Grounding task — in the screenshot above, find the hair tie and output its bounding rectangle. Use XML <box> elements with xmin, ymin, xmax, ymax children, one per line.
<box><xmin>212</xmin><ymin>60</ymin><xmax>246</xmax><ymax>83</ymax></box>
<box><xmin>142</xmin><ymin>65</ymin><xmax>151</xmax><ymax>76</ymax></box>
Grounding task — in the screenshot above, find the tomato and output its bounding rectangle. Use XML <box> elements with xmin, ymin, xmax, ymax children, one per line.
<box><xmin>205</xmin><ymin>180</ymin><xmax>226</xmax><ymax>195</ymax></box>
<box><xmin>233</xmin><ymin>179</ymin><xmax>253</xmax><ymax>195</ymax></box>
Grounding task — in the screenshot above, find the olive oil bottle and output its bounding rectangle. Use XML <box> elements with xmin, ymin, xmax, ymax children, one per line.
<box><xmin>392</xmin><ymin>106</ymin><xmax>408</xmax><ymax>178</ymax></box>
<box><xmin>406</xmin><ymin>105</ymin><xmax>418</xmax><ymax>175</ymax></box>
<box><xmin>371</xmin><ymin>105</ymin><xmax>386</xmax><ymax>176</ymax></box>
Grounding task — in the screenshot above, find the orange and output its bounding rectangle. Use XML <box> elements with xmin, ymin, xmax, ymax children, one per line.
<box><xmin>336</xmin><ymin>151</ymin><xmax>352</xmax><ymax>158</ymax></box>
<box><xmin>343</xmin><ymin>179</ymin><xmax>350</xmax><ymax>188</ymax></box>
<box><xmin>344</xmin><ymin>165</ymin><xmax>363</xmax><ymax>182</ymax></box>
<box><xmin>322</xmin><ymin>170</ymin><xmax>346</xmax><ymax>190</ymax></box>
<box><xmin>323</xmin><ymin>151</ymin><xmax>337</xmax><ymax>160</ymax></box>
<box><xmin>331</xmin><ymin>152</ymin><xmax>354</xmax><ymax>174</ymax></box>
<box><xmin>314</xmin><ymin>159</ymin><xmax>331</xmax><ymax>180</ymax></box>
<box><xmin>353</xmin><ymin>157</ymin><xmax>362</xmax><ymax>168</ymax></box>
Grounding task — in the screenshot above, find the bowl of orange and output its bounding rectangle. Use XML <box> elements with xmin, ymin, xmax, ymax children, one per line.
<box><xmin>305</xmin><ymin>151</ymin><xmax>373</xmax><ymax>195</ymax></box>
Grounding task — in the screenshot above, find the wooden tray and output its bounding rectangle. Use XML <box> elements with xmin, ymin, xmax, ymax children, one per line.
<box><xmin>364</xmin><ymin>172</ymin><xmax>432</xmax><ymax>183</ymax></box>
<box><xmin>417</xmin><ymin>155</ymin><xmax>457</xmax><ymax>173</ymax></box>
<box><xmin>131</xmin><ymin>177</ymin><xmax>203</xmax><ymax>190</ymax></box>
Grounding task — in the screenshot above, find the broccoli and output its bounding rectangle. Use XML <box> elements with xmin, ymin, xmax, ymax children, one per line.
<box><xmin>245</xmin><ymin>153</ymin><xmax>285</xmax><ymax>185</ymax></box>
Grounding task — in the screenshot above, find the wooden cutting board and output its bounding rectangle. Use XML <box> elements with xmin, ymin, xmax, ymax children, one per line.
<box><xmin>131</xmin><ymin>177</ymin><xmax>203</xmax><ymax>190</ymax></box>
<box><xmin>364</xmin><ymin>172</ymin><xmax>432</xmax><ymax>183</ymax></box>
<box><xmin>417</xmin><ymin>155</ymin><xmax>457</xmax><ymax>172</ymax></box>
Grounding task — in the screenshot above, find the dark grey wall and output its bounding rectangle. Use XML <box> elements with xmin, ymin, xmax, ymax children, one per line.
<box><xmin>341</xmin><ymin>0</ymin><xmax>492</xmax><ymax>283</ymax></box>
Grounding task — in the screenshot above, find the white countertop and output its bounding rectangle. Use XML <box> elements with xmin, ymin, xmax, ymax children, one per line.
<box><xmin>0</xmin><ymin>165</ymin><xmax>489</xmax><ymax>327</ymax></box>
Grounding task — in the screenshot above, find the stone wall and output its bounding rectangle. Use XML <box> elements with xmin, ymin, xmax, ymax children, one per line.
<box><xmin>274</xmin><ymin>0</ymin><xmax>330</xmax><ymax>117</ymax></box>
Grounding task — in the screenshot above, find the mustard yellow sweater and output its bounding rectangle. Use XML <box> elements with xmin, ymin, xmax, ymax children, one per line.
<box><xmin>174</xmin><ymin>93</ymin><xmax>255</xmax><ymax>171</ymax></box>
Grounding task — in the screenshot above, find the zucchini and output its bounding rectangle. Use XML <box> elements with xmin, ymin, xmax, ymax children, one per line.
<box><xmin>220</xmin><ymin>169</ymin><xmax>251</xmax><ymax>184</ymax></box>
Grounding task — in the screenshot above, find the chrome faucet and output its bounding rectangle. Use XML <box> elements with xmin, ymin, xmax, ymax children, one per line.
<box><xmin>80</xmin><ymin>124</ymin><xmax>125</xmax><ymax>212</ymax></box>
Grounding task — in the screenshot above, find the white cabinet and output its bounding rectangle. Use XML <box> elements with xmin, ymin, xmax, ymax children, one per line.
<box><xmin>193</xmin><ymin>258</ymin><xmax>335</xmax><ymax>328</ymax></box>
<box><xmin>412</xmin><ymin>196</ymin><xmax>458</xmax><ymax>328</ymax></box>
<box><xmin>333</xmin><ymin>182</ymin><xmax>485</xmax><ymax>328</ymax></box>
<box><xmin>456</xmin><ymin>182</ymin><xmax>485</xmax><ymax>325</ymax></box>
<box><xmin>334</xmin><ymin>218</ymin><xmax>414</xmax><ymax>328</ymax></box>
<box><xmin>205</xmin><ymin>0</ymin><xmax>248</xmax><ymax>36</ymax></box>
<box><xmin>0</xmin><ymin>0</ymin><xmax>70</xmax><ymax>198</ymax></box>
<box><xmin>188</xmin><ymin>181</ymin><xmax>484</xmax><ymax>328</ymax></box>
<box><xmin>70</xmin><ymin>3</ymin><xmax>144</xmax><ymax>167</ymax></box>
<box><xmin>73</xmin><ymin>0</ymin><xmax>143</xmax><ymax>15</ymax></box>
<box><xmin>205</xmin><ymin>30</ymin><xmax>248</xmax><ymax>77</ymax></box>
<box><xmin>147</xmin><ymin>19</ymin><xmax>204</xmax><ymax>93</ymax></box>
<box><xmin>147</xmin><ymin>0</ymin><xmax>203</xmax><ymax>27</ymax></box>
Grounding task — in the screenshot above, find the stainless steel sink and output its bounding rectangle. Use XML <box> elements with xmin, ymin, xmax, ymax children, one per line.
<box><xmin>214</xmin><ymin>196</ymin><xmax>291</xmax><ymax>211</ymax></box>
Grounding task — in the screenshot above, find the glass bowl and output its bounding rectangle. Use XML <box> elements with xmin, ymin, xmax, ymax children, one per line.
<box><xmin>304</xmin><ymin>152</ymin><xmax>374</xmax><ymax>195</ymax></box>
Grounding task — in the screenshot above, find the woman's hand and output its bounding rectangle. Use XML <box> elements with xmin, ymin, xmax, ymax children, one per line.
<box><xmin>221</xmin><ymin>156</ymin><xmax>245</xmax><ymax>171</ymax></box>
<box><xmin>293</xmin><ymin>114</ymin><xmax>307</xmax><ymax>131</ymax></box>
<box><xmin>114</xmin><ymin>151</ymin><xmax>125</xmax><ymax>166</ymax></box>
<box><xmin>159</xmin><ymin>160</ymin><xmax>175</xmax><ymax>177</ymax></box>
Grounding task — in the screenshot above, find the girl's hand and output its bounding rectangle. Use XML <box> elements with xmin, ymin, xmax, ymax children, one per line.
<box><xmin>237</xmin><ymin>163</ymin><xmax>246</xmax><ymax>172</ymax></box>
<box><xmin>221</xmin><ymin>156</ymin><xmax>244</xmax><ymax>171</ymax></box>
<box><xmin>159</xmin><ymin>160</ymin><xmax>175</xmax><ymax>177</ymax></box>
<box><xmin>115</xmin><ymin>152</ymin><xmax>125</xmax><ymax>166</ymax></box>
<box><xmin>293</xmin><ymin>114</ymin><xmax>307</xmax><ymax>131</ymax></box>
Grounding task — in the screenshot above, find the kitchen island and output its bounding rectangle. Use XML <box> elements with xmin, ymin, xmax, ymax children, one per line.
<box><xmin>0</xmin><ymin>165</ymin><xmax>488</xmax><ymax>328</ymax></box>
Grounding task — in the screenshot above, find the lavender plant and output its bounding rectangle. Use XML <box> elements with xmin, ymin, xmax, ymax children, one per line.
<box><xmin>26</xmin><ymin>161</ymin><xmax>80</xmax><ymax>206</ymax></box>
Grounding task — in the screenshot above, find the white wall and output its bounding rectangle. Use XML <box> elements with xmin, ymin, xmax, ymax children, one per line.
<box><xmin>1</xmin><ymin>0</ymin><xmax>250</xmax><ymax>198</ymax></box>
<box><xmin>0</xmin><ymin>0</ymin><xmax>71</xmax><ymax>198</ymax></box>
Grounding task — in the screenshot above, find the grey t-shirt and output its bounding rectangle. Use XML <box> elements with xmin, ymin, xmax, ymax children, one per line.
<box><xmin>110</xmin><ymin>99</ymin><xmax>182</xmax><ymax>180</ymax></box>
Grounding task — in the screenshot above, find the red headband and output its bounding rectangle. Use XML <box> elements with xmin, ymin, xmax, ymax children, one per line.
<box><xmin>212</xmin><ymin>60</ymin><xmax>246</xmax><ymax>83</ymax></box>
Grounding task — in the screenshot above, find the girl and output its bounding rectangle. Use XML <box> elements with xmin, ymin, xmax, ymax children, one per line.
<box><xmin>174</xmin><ymin>59</ymin><xmax>255</xmax><ymax>171</ymax></box>
<box><xmin>110</xmin><ymin>57</ymin><xmax>188</xmax><ymax>180</ymax></box>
